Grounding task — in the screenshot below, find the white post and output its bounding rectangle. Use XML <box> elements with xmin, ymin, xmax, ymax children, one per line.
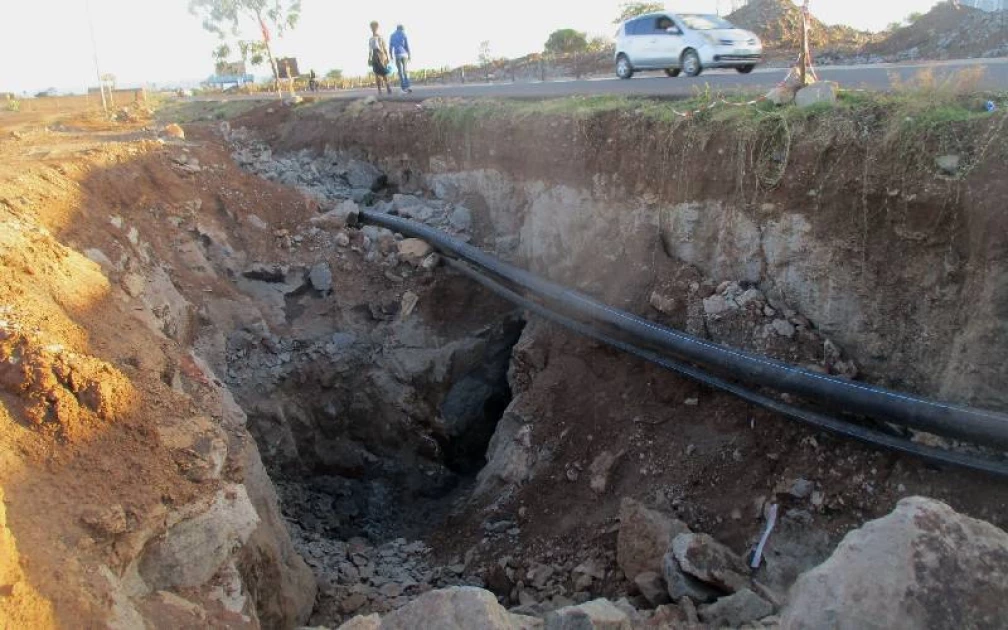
<box><xmin>85</xmin><ymin>0</ymin><xmax>108</xmax><ymax>117</ymax></box>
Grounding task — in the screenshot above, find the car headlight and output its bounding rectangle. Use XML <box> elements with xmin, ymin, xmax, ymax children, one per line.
<box><xmin>701</xmin><ymin>33</ymin><xmax>718</xmax><ymax>46</ymax></box>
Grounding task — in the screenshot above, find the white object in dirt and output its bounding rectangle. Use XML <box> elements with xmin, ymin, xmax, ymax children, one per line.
<box><xmin>752</xmin><ymin>503</ymin><xmax>779</xmax><ymax>569</ymax></box>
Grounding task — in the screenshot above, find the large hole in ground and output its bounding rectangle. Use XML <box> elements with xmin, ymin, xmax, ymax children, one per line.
<box><xmin>194</xmin><ymin>109</ymin><xmax>1008</xmax><ymax>627</ymax></box>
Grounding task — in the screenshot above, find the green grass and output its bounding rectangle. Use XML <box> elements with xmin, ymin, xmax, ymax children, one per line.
<box><xmin>156</xmin><ymin>100</ymin><xmax>261</xmax><ymax>124</ymax></box>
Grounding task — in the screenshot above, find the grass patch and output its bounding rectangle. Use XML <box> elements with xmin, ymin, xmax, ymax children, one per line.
<box><xmin>157</xmin><ymin>100</ymin><xmax>261</xmax><ymax>124</ymax></box>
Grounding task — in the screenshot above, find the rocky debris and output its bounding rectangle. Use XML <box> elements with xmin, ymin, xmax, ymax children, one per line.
<box><xmin>312</xmin><ymin>199</ymin><xmax>361</xmax><ymax>230</ymax></box>
<box><xmin>309</xmin><ymin>262</ymin><xmax>334</xmax><ymax>293</ymax></box>
<box><xmin>795</xmin><ymin>82</ymin><xmax>838</xmax><ymax>109</ymax></box>
<box><xmin>346</xmin><ymin>160</ymin><xmax>386</xmax><ymax>191</ymax></box>
<box><xmin>161</xmin><ymin>123</ymin><xmax>185</xmax><ymax>140</ymax></box>
<box><xmin>122</xmin><ymin>272</ymin><xmax>146</xmax><ymax>298</ymax></box>
<box><xmin>588</xmin><ymin>450</ymin><xmax>624</xmax><ymax>494</ymax></box>
<box><xmin>935</xmin><ymin>154</ymin><xmax>961</xmax><ymax>176</ymax></box>
<box><xmin>662</xmin><ymin>550</ymin><xmax>721</xmax><ymax>603</ymax></box>
<box><xmin>633</xmin><ymin>572</ymin><xmax>671</xmax><ymax>607</ymax></box>
<box><xmin>156</xmin><ymin>415</ymin><xmax>228</xmax><ymax>482</ymax></box>
<box><xmin>397</xmin><ymin>239</ymin><xmax>434</xmax><ymax>266</ymax></box>
<box><xmin>243</xmin><ymin>263</ymin><xmax>288</xmax><ymax>283</ymax></box>
<box><xmin>617</xmin><ymin>498</ymin><xmax>690</xmax><ymax>581</ymax></box>
<box><xmin>449</xmin><ymin>206</ymin><xmax>473</xmax><ymax>232</ymax></box>
<box><xmin>728</xmin><ymin>0</ymin><xmax>873</xmax><ymax>53</ymax></box>
<box><xmin>771</xmin><ymin>319</ymin><xmax>796</xmax><ymax>339</ymax></box>
<box><xmin>670</xmin><ymin>533</ymin><xmax>751</xmax><ymax>594</ymax></box>
<box><xmin>81</xmin><ymin>504</ymin><xmax>128</xmax><ymax>538</ymax></box>
<box><xmin>698</xmin><ymin>588</ymin><xmax>773</xmax><ymax>627</ymax></box>
<box><xmin>648</xmin><ymin>291</ymin><xmax>676</xmax><ymax>315</ymax></box>
<box><xmin>338</xmin><ymin>587</ymin><xmax>538</xmax><ymax>630</ymax></box>
<box><xmin>781</xmin><ymin>497</ymin><xmax>1008</xmax><ymax>629</ymax></box>
<box><xmin>545</xmin><ymin>599</ymin><xmax>631</xmax><ymax>630</ymax></box>
<box><xmin>865</xmin><ymin>2</ymin><xmax>1008</xmax><ymax>61</ymax></box>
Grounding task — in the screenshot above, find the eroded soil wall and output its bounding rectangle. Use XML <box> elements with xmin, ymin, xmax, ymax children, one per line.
<box><xmin>254</xmin><ymin>100</ymin><xmax>1008</xmax><ymax>410</ymax></box>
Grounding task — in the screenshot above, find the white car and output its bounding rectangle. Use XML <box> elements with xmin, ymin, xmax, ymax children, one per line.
<box><xmin>615</xmin><ymin>12</ymin><xmax>762</xmax><ymax>79</ymax></box>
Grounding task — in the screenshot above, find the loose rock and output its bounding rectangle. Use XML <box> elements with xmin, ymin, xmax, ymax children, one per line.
<box><xmin>671</xmin><ymin>533</ymin><xmax>750</xmax><ymax>593</ymax></box>
<box><xmin>781</xmin><ymin>497</ymin><xmax>1008</xmax><ymax>630</ymax></box>
<box><xmin>698</xmin><ymin>588</ymin><xmax>773</xmax><ymax>627</ymax></box>
<box><xmin>617</xmin><ymin>498</ymin><xmax>691</xmax><ymax>580</ymax></box>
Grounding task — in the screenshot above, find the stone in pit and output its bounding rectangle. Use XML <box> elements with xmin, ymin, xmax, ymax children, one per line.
<box><xmin>617</xmin><ymin>498</ymin><xmax>691</xmax><ymax>580</ymax></box>
<box><xmin>398</xmin><ymin>238</ymin><xmax>434</xmax><ymax>266</ymax></box>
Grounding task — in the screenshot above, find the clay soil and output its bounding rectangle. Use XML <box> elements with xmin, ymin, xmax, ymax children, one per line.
<box><xmin>0</xmin><ymin>103</ymin><xmax>327</xmax><ymax>627</ymax></box>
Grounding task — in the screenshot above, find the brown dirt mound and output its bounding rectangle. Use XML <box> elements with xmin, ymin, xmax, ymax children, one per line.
<box><xmin>867</xmin><ymin>3</ymin><xmax>1008</xmax><ymax>60</ymax></box>
<box><xmin>727</xmin><ymin>0</ymin><xmax>876</xmax><ymax>53</ymax></box>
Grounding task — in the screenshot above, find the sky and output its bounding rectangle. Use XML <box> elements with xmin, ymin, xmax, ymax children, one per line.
<box><xmin>3</xmin><ymin>0</ymin><xmax>946</xmax><ymax>95</ymax></box>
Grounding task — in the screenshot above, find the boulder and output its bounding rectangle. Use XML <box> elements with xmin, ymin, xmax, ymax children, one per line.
<box><xmin>310</xmin><ymin>199</ymin><xmax>360</xmax><ymax>230</ymax></box>
<box><xmin>633</xmin><ymin>572</ymin><xmax>671</xmax><ymax>607</ymax></box>
<box><xmin>795</xmin><ymin>81</ymin><xmax>838</xmax><ymax>109</ymax></box>
<box><xmin>662</xmin><ymin>551</ymin><xmax>721</xmax><ymax>603</ymax></box>
<box><xmin>699</xmin><ymin>589</ymin><xmax>773</xmax><ymax>627</ymax></box>
<box><xmin>781</xmin><ymin>497</ymin><xmax>1008</xmax><ymax>630</ymax></box>
<box><xmin>398</xmin><ymin>238</ymin><xmax>434</xmax><ymax>266</ymax></box>
<box><xmin>766</xmin><ymin>85</ymin><xmax>797</xmax><ymax>106</ymax></box>
<box><xmin>138</xmin><ymin>486</ymin><xmax>259</xmax><ymax>590</ymax></box>
<box><xmin>338</xmin><ymin>587</ymin><xmax>537</xmax><ymax>629</ymax></box>
<box><xmin>617</xmin><ymin>499</ymin><xmax>691</xmax><ymax>580</ymax></box>
<box><xmin>450</xmin><ymin>206</ymin><xmax>473</xmax><ymax>232</ymax></box>
<box><xmin>309</xmin><ymin>262</ymin><xmax>333</xmax><ymax>293</ymax></box>
<box><xmin>670</xmin><ymin>533</ymin><xmax>750</xmax><ymax>593</ymax></box>
<box><xmin>545</xmin><ymin>599</ymin><xmax>632</xmax><ymax>630</ymax></box>
<box><xmin>346</xmin><ymin>160</ymin><xmax>386</xmax><ymax>191</ymax></box>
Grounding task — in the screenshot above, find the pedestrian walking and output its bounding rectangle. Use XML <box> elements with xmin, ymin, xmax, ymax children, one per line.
<box><xmin>368</xmin><ymin>21</ymin><xmax>393</xmax><ymax>95</ymax></box>
<box><xmin>308</xmin><ymin>69</ymin><xmax>318</xmax><ymax>92</ymax></box>
<box><xmin>390</xmin><ymin>24</ymin><xmax>413</xmax><ymax>93</ymax></box>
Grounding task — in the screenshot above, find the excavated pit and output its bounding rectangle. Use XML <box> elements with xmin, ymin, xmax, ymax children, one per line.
<box><xmin>7</xmin><ymin>98</ymin><xmax>1008</xmax><ymax>628</ymax></box>
<box><xmin>202</xmin><ymin>104</ymin><xmax>1008</xmax><ymax>626</ymax></box>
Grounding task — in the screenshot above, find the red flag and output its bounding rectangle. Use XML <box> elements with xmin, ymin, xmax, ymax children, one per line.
<box><xmin>260</xmin><ymin>17</ymin><xmax>271</xmax><ymax>43</ymax></box>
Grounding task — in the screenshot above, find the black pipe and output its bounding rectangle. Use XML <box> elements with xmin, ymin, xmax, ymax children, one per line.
<box><xmin>446</xmin><ymin>258</ymin><xmax>1008</xmax><ymax>479</ymax></box>
<box><xmin>361</xmin><ymin>210</ymin><xmax>1008</xmax><ymax>447</ymax></box>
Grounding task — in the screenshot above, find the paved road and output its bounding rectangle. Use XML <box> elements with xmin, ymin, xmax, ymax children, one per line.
<box><xmin>205</xmin><ymin>57</ymin><xmax>1008</xmax><ymax>103</ymax></box>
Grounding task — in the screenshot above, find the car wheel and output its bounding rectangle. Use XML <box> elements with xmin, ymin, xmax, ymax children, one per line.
<box><xmin>682</xmin><ymin>49</ymin><xmax>702</xmax><ymax>77</ymax></box>
<box><xmin>664</xmin><ymin>68</ymin><xmax>681</xmax><ymax>78</ymax></box>
<box><xmin>737</xmin><ymin>65</ymin><xmax>755</xmax><ymax>74</ymax></box>
<box><xmin>616</xmin><ymin>55</ymin><xmax>634</xmax><ymax>80</ymax></box>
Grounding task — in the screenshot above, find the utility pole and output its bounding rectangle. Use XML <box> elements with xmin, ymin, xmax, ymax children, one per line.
<box><xmin>85</xmin><ymin>0</ymin><xmax>109</xmax><ymax>117</ymax></box>
<box><xmin>797</xmin><ymin>0</ymin><xmax>815</xmax><ymax>85</ymax></box>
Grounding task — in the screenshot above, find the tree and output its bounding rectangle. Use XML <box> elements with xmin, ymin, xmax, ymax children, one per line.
<box><xmin>188</xmin><ymin>0</ymin><xmax>301</xmax><ymax>91</ymax></box>
<box><xmin>544</xmin><ymin>29</ymin><xmax>589</xmax><ymax>55</ymax></box>
<box><xmin>905</xmin><ymin>11</ymin><xmax>924</xmax><ymax>24</ymax></box>
<box><xmin>613</xmin><ymin>2</ymin><xmax>665</xmax><ymax>24</ymax></box>
<box><xmin>325</xmin><ymin>69</ymin><xmax>343</xmax><ymax>80</ymax></box>
<box><xmin>478</xmin><ymin>41</ymin><xmax>493</xmax><ymax>66</ymax></box>
<box><xmin>587</xmin><ymin>35</ymin><xmax>613</xmax><ymax>53</ymax></box>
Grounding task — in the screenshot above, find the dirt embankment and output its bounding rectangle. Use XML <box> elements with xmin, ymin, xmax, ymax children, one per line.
<box><xmin>0</xmin><ymin>109</ymin><xmax>318</xmax><ymax>628</ymax></box>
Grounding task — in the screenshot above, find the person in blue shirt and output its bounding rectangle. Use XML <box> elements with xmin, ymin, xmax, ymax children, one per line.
<box><xmin>389</xmin><ymin>25</ymin><xmax>413</xmax><ymax>93</ymax></box>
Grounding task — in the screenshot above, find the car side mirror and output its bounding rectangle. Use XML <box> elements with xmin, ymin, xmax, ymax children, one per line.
<box><xmin>667</xmin><ymin>27</ymin><xmax>682</xmax><ymax>35</ymax></box>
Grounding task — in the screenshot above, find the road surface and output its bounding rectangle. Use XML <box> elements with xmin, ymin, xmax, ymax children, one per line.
<box><xmin>208</xmin><ymin>57</ymin><xmax>1008</xmax><ymax>102</ymax></box>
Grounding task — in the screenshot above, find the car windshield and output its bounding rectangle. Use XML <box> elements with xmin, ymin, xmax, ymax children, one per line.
<box><xmin>678</xmin><ymin>14</ymin><xmax>736</xmax><ymax>31</ymax></box>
